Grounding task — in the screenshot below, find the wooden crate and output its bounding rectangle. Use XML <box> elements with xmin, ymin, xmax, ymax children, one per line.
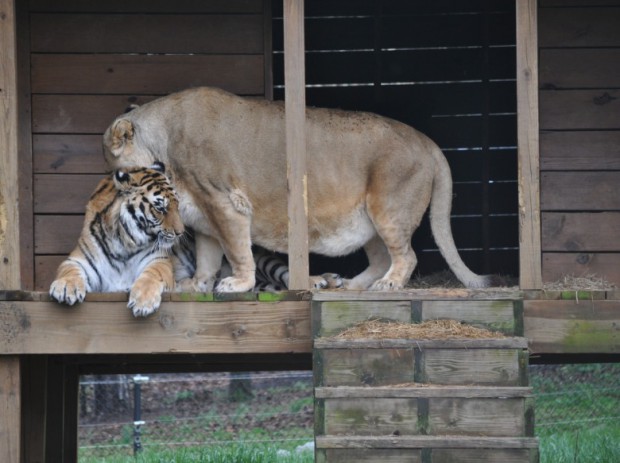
<box><xmin>312</xmin><ymin>296</ymin><xmax>538</xmax><ymax>463</ymax></box>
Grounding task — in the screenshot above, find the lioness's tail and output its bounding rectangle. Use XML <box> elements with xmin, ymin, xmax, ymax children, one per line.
<box><xmin>429</xmin><ymin>147</ymin><xmax>491</xmax><ymax>289</ymax></box>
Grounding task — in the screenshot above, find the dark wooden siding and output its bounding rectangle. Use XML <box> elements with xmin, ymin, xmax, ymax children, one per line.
<box><xmin>28</xmin><ymin>0</ymin><xmax>271</xmax><ymax>290</ymax></box>
<box><xmin>539</xmin><ymin>0</ymin><xmax>620</xmax><ymax>284</ymax></box>
<box><xmin>273</xmin><ymin>0</ymin><xmax>519</xmax><ymax>280</ymax></box>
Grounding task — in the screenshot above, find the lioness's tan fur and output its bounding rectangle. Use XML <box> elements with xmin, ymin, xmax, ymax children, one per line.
<box><xmin>103</xmin><ymin>86</ymin><xmax>489</xmax><ymax>292</ymax></box>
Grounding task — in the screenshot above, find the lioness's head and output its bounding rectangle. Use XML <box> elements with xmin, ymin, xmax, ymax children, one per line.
<box><xmin>103</xmin><ymin>116</ymin><xmax>159</xmax><ymax>169</ymax></box>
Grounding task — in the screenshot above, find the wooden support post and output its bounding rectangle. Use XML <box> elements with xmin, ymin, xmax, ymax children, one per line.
<box><xmin>0</xmin><ymin>357</ymin><xmax>20</xmax><ymax>463</ymax></box>
<box><xmin>0</xmin><ymin>2</ymin><xmax>22</xmax><ymax>460</ymax></box>
<box><xmin>283</xmin><ymin>0</ymin><xmax>310</xmax><ymax>290</ymax></box>
<box><xmin>516</xmin><ymin>0</ymin><xmax>542</xmax><ymax>289</ymax></box>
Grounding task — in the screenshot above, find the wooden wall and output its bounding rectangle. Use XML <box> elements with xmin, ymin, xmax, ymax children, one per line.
<box><xmin>272</xmin><ymin>0</ymin><xmax>519</xmax><ymax>280</ymax></box>
<box><xmin>24</xmin><ymin>0</ymin><xmax>271</xmax><ymax>290</ymax></box>
<box><xmin>539</xmin><ymin>0</ymin><xmax>620</xmax><ymax>284</ymax></box>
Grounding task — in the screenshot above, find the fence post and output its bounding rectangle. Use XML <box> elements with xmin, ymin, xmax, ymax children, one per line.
<box><xmin>132</xmin><ymin>374</ymin><xmax>149</xmax><ymax>455</ymax></box>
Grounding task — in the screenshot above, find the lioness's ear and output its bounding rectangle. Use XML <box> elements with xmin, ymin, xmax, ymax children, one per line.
<box><xmin>108</xmin><ymin>119</ymin><xmax>134</xmax><ymax>158</ymax></box>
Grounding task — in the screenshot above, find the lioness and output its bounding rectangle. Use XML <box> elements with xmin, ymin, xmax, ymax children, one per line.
<box><xmin>103</xmin><ymin>86</ymin><xmax>490</xmax><ymax>292</ymax></box>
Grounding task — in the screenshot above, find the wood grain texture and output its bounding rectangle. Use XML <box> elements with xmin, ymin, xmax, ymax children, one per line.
<box><xmin>316</xmin><ymin>301</ymin><xmax>412</xmax><ymax>337</ymax></box>
<box><xmin>540</xmin><ymin>131</ymin><xmax>620</xmax><ymax>170</ymax></box>
<box><xmin>516</xmin><ymin>0</ymin><xmax>542</xmax><ymax>289</ymax></box>
<box><xmin>540</xmin><ymin>49</ymin><xmax>620</xmax><ymax>89</ymax></box>
<box><xmin>542</xmin><ymin>212</ymin><xmax>620</xmax><ymax>251</ymax></box>
<box><xmin>31</xmin><ymin>54</ymin><xmax>264</xmax><ymax>95</ymax></box>
<box><xmin>33</xmin><ymin>134</ymin><xmax>107</xmax><ymax>174</ymax></box>
<box><xmin>28</xmin><ymin>0</ymin><xmax>264</xmax><ymax>13</ymax></box>
<box><xmin>0</xmin><ymin>357</ymin><xmax>20</xmax><ymax>463</ymax></box>
<box><xmin>34</xmin><ymin>174</ymin><xmax>101</xmax><ymax>214</ymax></box>
<box><xmin>0</xmin><ymin>300</ymin><xmax>311</xmax><ymax>354</ymax></box>
<box><xmin>315</xmin><ymin>435</ymin><xmax>539</xmax><ymax>449</ymax></box>
<box><xmin>283</xmin><ymin>0</ymin><xmax>309</xmax><ymax>289</ymax></box>
<box><xmin>541</xmin><ymin>172</ymin><xmax>620</xmax><ymax>211</ymax></box>
<box><xmin>0</xmin><ymin>0</ymin><xmax>20</xmax><ymax>290</ymax></box>
<box><xmin>316</xmin><ymin>449</ymin><xmax>423</xmax><ymax>463</ymax></box>
<box><xmin>539</xmin><ymin>7</ymin><xmax>620</xmax><ymax>47</ymax></box>
<box><xmin>542</xmin><ymin>253</ymin><xmax>620</xmax><ymax>285</ymax></box>
<box><xmin>524</xmin><ymin>299</ymin><xmax>620</xmax><ymax>354</ymax></box>
<box><xmin>35</xmin><ymin>215</ymin><xmax>83</xmax><ymax>254</ymax></box>
<box><xmin>31</xmin><ymin>14</ymin><xmax>263</xmax><ymax>53</ymax></box>
<box><xmin>540</xmin><ymin>90</ymin><xmax>620</xmax><ymax>130</ymax></box>
<box><xmin>315</xmin><ymin>386</ymin><xmax>533</xmax><ymax>399</ymax></box>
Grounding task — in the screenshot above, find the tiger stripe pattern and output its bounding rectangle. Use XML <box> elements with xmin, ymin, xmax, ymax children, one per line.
<box><xmin>49</xmin><ymin>163</ymin><xmax>184</xmax><ymax>317</ymax></box>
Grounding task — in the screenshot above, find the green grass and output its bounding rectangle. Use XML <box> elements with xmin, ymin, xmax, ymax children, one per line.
<box><xmin>80</xmin><ymin>443</ymin><xmax>314</xmax><ymax>463</ymax></box>
<box><xmin>531</xmin><ymin>364</ymin><xmax>620</xmax><ymax>463</ymax></box>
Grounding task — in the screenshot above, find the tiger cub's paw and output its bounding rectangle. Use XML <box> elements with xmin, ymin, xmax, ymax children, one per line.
<box><xmin>310</xmin><ymin>273</ymin><xmax>344</xmax><ymax>290</ymax></box>
<box><xmin>128</xmin><ymin>280</ymin><xmax>164</xmax><ymax>317</ymax></box>
<box><xmin>49</xmin><ymin>278</ymin><xmax>86</xmax><ymax>306</ymax></box>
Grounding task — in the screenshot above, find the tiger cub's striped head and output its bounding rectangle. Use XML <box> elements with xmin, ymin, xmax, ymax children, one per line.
<box><xmin>94</xmin><ymin>163</ymin><xmax>184</xmax><ymax>252</ymax></box>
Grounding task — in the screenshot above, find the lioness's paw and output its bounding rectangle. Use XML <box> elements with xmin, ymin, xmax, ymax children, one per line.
<box><xmin>175</xmin><ymin>277</ymin><xmax>216</xmax><ymax>293</ymax></box>
<box><xmin>128</xmin><ymin>281</ymin><xmax>163</xmax><ymax>317</ymax></box>
<box><xmin>310</xmin><ymin>273</ymin><xmax>344</xmax><ymax>289</ymax></box>
<box><xmin>215</xmin><ymin>276</ymin><xmax>255</xmax><ymax>293</ymax></box>
<box><xmin>369</xmin><ymin>278</ymin><xmax>404</xmax><ymax>291</ymax></box>
<box><xmin>49</xmin><ymin>278</ymin><xmax>86</xmax><ymax>306</ymax></box>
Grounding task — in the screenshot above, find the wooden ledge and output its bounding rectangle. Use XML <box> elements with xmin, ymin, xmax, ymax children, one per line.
<box><xmin>316</xmin><ymin>436</ymin><xmax>540</xmax><ymax>449</ymax></box>
<box><xmin>315</xmin><ymin>386</ymin><xmax>533</xmax><ymax>399</ymax></box>
<box><xmin>315</xmin><ymin>337</ymin><xmax>529</xmax><ymax>350</ymax></box>
<box><xmin>0</xmin><ymin>297</ymin><xmax>311</xmax><ymax>355</ymax></box>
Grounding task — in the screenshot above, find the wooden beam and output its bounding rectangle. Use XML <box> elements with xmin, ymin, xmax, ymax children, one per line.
<box><xmin>0</xmin><ymin>0</ymin><xmax>20</xmax><ymax>290</ymax></box>
<box><xmin>0</xmin><ymin>357</ymin><xmax>20</xmax><ymax>463</ymax></box>
<box><xmin>283</xmin><ymin>0</ymin><xmax>309</xmax><ymax>290</ymax></box>
<box><xmin>516</xmin><ymin>0</ymin><xmax>542</xmax><ymax>290</ymax></box>
<box><xmin>0</xmin><ymin>299</ymin><xmax>311</xmax><ymax>354</ymax></box>
<box><xmin>524</xmin><ymin>299</ymin><xmax>620</xmax><ymax>354</ymax></box>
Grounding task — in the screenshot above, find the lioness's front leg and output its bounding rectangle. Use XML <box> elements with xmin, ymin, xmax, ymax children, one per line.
<box><xmin>216</xmin><ymin>222</ymin><xmax>256</xmax><ymax>292</ymax></box>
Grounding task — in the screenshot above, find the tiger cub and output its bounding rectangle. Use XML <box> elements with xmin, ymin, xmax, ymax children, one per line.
<box><xmin>49</xmin><ymin>163</ymin><xmax>184</xmax><ymax>317</ymax></box>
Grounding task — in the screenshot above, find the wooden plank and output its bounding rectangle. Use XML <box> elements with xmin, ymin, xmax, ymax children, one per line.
<box><xmin>423</xmin><ymin>349</ymin><xmax>523</xmax><ymax>386</ymax></box>
<box><xmin>543</xmin><ymin>252</ymin><xmax>620</xmax><ymax>287</ymax></box>
<box><xmin>35</xmin><ymin>215</ymin><xmax>83</xmax><ymax>255</ymax></box>
<box><xmin>540</xmin><ymin>131</ymin><xmax>620</xmax><ymax>170</ymax></box>
<box><xmin>318</xmin><ymin>349</ymin><xmax>415</xmax><ymax>387</ymax></box>
<box><xmin>34</xmin><ymin>174</ymin><xmax>101</xmax><ymax>214</ymax></box>
<box><xmin>315</xmin><ymin>386</ymin><xmax>533</xmax><ymax>399</ymax></box>
<box><xmin>0</xmin><ymin>0</ymin><xmax>20</xmax><ymax>291</ymax></box>
<box><xmin>31</xmin><ymin>54</ymin><xmax>264</xmax><ymax>95</ymax></box>
<box><xmin>431</xmin><ymin>448</ymin><xmax>536</xmax><ymax>463</ymax></box>
<box><xmin>17</xmin><ymin>0</ymin><xmax>34</xmax><ymax>291</ymax></box>
<box><xmin>283</xmin><ymin>0</ymin><xmax>309</xmax><ymax>290</ymax></box>
<box><xmin>524</xmin><ymin>299</ymin><xmax>620</xmax><ymax>354</ymax></box>
<box><xmin>540</xmin><ymin>90</ymin><xmax>620</xmax><ymax>130</ymax></box>
<box><xmin>422</xmin><ymin>300</ymin><xmax>516</xmax><ymax>335</ymax></box>
<box><xmin>33</xmin><ymin>134</ymin><xmax>107</xmax><ymax>174</ymax></box>
<box><xmin>539</xmin><ymin>7</ymin><xmax>620</xmax><ymax>47</ymax></box>
<box><xmin>540</xmin><ymin>49</ymin><xmax>620</xmax><ymax>89</ymax></box>
<box><xmin>32</xmin><ymin>95</ymin><xmax>159</xmax><ymax>134</ymax></box>
<box><xmin>0</xmin><ymin>300</ymin><xmax>311</xmax><ymax>354</ymax></box>
<box><xmin>0</xmin><ymin>357</ymin><xmax>20</xmax><ymax>463</ymax></box>
<box><xmin>35</xmin><ymin>256</ymin><xmax>64</xmax><ymax>292</ymax></box>
<box><xmin>31</xmin><ymin>14</ymin><xmax>263</xmax><ymax>54</ymax></box>
<box><xmin>542</xmin><ymin>212</ymin><xmax>620</xmax><ymax>251</ymax></box>
<box><xmin>316</xmin><ymin>338</ymin><xmax>529</xmax><ymax>350</ymax></box>
<box><xmin>28</xmin><ymin>0</ymin><xmax>264</xmax><ymax>13</ymax></box>
<box><xmin>541</xmin><ymin>172</ymin><xmax>620</xmax><ymax>210</ymax></box>
<box><xmin>429</xmin><ymin>397</ymin><xmax>526</xmax><ymax>437</ymax></box>
<box><xmin>516</xmin><ymin>0</ymin><xmax>542</xmax><ymax>289</ymax></box>
<box><xmin>315</xmin><ymin>301</ymin><xmax>412</xmax><ymax>338</ymax></box>
<box><xmin>312</xmin><ymin>289</ymin><xmax>524</xmax><ymax>301</ymax></box>
<box><xmin>316</xmin><ymin>449</ymin><xmax>423</xmax><ymax>463</ymax></box>
<box><xmin>323</xmin><ymin>397</ymin><xmax>419</xmax><ymax>436</ymax></box>
<box><xmin>316</xmin><ymin>435</ymin><xmax>540</xmax><ymax>449</ymax></box>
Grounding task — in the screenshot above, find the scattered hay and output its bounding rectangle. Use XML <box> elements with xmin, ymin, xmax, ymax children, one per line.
<box><xmin>333</xmin><ymin>318</ymin><xmax>505</xmax><ymax>340</ymax></box>
<box><xmin>543</xmin><ymin>274</ymin><xmax>616</xmax><ymax>291</ymax></box>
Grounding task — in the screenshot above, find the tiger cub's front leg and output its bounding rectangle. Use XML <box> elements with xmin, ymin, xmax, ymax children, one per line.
<box><xmin>128</xmin><ymin>257</ymin><xmax>174</xmax><ymax>317</ymax></box>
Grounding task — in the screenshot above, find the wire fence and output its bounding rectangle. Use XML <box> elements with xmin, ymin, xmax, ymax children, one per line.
<box><xmin>78</xmin><ymin>364</ymin><xmax>620</xmax><ymax>460</ymax></box>
<box><xmin>78</xmin><ymin>371</ymin><xmax>315</xmax><ymax>459</ymax></box>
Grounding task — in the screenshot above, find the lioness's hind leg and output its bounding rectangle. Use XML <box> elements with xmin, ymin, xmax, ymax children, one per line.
<box><xmin>342</xmin><ymin>235</ymin><xmax>391</xmax><ymax>290</ymax></box>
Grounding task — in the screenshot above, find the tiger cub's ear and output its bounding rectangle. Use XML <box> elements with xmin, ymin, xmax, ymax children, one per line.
<box><xmin>107</xmin><ymin>119</ymin><xmax>134</xmax><ymax>158</ymax></box>
<box><xmin>150</xmin><ymin>161</ymin><xmax>165</xmax><ymax>174</ymax></box>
